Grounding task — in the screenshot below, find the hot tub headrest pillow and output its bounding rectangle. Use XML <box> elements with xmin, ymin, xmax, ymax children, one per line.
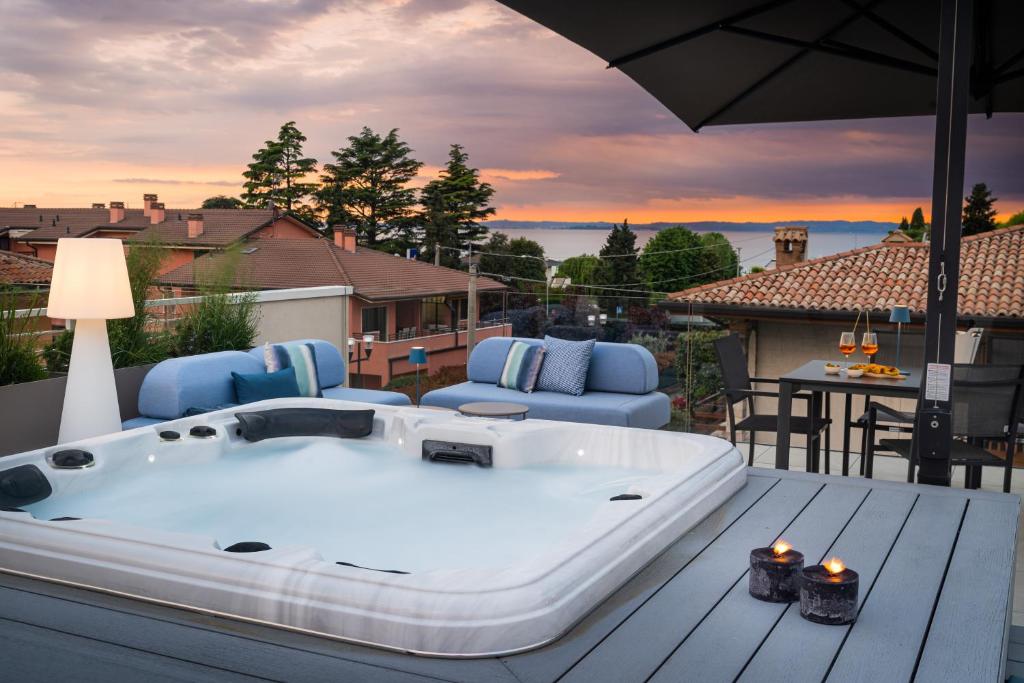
<box><xmin>0</xmin><ymin>465</ymin><xmax>53</xmax><ymax>507</ymax></box>
<box><xmin>235</xmin><ymin>408</ymin><xmax>375</xmax><ymax>442</ymax></box>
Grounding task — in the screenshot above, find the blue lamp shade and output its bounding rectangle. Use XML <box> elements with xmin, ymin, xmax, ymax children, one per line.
<box><xmin>409</xmin><ymin>347</ymin><xmax>427</xmax><ymax>365</ymax></box>
<box><xmin>889</xmin><ymin>306</ymin><xmax>911</xmax><ymax>324</ymax></box>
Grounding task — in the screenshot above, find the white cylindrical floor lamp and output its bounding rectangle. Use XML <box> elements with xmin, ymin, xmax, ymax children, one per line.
<box><xmin>47</xmin><ymin>239</ymin><xmax>135</xmax><ymax>443</ymax></box>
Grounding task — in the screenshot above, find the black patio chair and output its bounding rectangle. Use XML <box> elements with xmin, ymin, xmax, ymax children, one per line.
<box><xmin>865</xmin><ymin>364</ymin><xmax>1024</xmax><ymax>493</ymax></box>
<box><xmin>713</xmin><ymin>334</ymin><xmax>831</xmax><ymax>470</ymax></box>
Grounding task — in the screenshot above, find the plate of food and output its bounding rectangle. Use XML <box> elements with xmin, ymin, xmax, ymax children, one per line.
<box><xmin>848</xmin><ymin>363</ymin><xmax>906</xmax><ymax>380</ymax></box>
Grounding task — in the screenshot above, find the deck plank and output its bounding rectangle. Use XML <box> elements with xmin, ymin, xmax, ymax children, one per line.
<box><xmin>0</xmin><ymin>618</ymin><xmax>265</xmax><ymax>682</ymax></box>
<box><xmin>0</xmin><ymin>578</ymin><xmax>457</xmax><ymax>683</ymax></box>
<box><xmin>559</xmin><ymin>477</ymin><xmax>823</xmax><ymax>683</ymax></box>
<box><xmin>501</xmin><ymin>474</ymin><xmax>780</xmax><ymax>683</ymax></box>
<box><xmin>736</xmin><ymin>487</ymin><xmax>919</xmax><ymax>682</ymax></box>
<box><xmin>649</xmin><ymin>481</ymin><xmax>870</xmax><ymax>683</ymax></box>
<box><xmin>825</xmin><ymin>494</ymin><xmax>968</xmax><ymax>683</ymax></box>
<box><xmin>915</xmin><ymin>497</ymin><xmax>1021</xmax><ymax>682</ymax></box>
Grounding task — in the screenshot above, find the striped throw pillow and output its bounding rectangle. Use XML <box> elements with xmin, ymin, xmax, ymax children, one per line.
<box><xmin>265</xmin><ymin>342</ymin><xmax>322</xmax><ymax>398</ymax></box>
<box><xmin>497</xmin><ymin>341</ymin><xmax>545</xmax><ymax>393</ymax></box>
<box><xmin>535</xmin><ymin>336</ymin><xmax>595</xmax><ymax>396</ymax></box>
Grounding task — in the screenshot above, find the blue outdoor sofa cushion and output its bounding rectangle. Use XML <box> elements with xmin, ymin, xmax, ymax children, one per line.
<box><xmin>421</xmin><ymin>382</ymin><xmax>669</xmax><ymax>429</ymax></box>
<box><xmin>423</xmin><ymin>336</ymin><xmax>670</xmax><ymax>429</ymax></box>
<box><xmin>137</xmin><ymin>350</ymin><xmax>261</xmax><ymax>421</ymax></box>
<box><xmin>467</xmin><ymin>337</ymin><xmax>659</xmax><ymax>395</ymax></box>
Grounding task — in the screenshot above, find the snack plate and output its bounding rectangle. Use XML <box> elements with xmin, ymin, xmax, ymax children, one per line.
<box><xmin>863</xmin><ymin>371</ymin><xmax>907</xmax><ymax>380</ymax></box>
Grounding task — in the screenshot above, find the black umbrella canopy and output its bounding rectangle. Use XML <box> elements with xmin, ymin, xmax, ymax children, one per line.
<box><xmin>497</xmin><ymin>0</ymin><xmax>1024</xmax><ymax>130</ymax></box>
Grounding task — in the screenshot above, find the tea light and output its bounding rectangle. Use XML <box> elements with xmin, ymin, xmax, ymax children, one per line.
<box><xmin>799</xmin><ymin>556</ymin><xmax>859</xmax><ymax>625</ymax></box>
<box><xmin>749</xmin><ymin>539</ymin><xmax>804</xmax><ymax>602</ymax></box>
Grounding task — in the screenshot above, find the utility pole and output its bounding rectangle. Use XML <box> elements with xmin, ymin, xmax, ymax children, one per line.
<box><xmin>467</xmin><ymin>263</ymin><xmax>478</xmax><ymax>357</ymax></box>
<box><xmin>434</xmin><ymin>244</ymin><xmax>440</xmax><ymax>267</ymax></box>
<box><xmin>736</xmin><ymin>247</ymin><xmax>742</xmax><ymax>277</ymax></box>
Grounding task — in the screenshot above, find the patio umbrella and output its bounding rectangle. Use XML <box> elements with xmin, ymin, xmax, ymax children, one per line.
<box><xmin>497</xmin><ymin>0</ymin><xmax>1024</xmax><ymax>487</ymax></box>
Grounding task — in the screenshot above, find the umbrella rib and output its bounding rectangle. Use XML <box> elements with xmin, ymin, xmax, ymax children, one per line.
<box><xmin>835</xmin><ymin>0</ymin><xmax>938</xmax><ymax>61</ymax></box>
<box><xmin>695</xmin><ymin>0</ymin><xmax>886</xmax><ymax>130</ymax></box>
<box><xmin>607</xmin><ymin>0</ymin><xmax>800</xmax><ymax>69</ymax></box>
<box><xmin>719</xmin><ymin>25</ymin><xmax>936</xmax><ymax>76</ymax></box>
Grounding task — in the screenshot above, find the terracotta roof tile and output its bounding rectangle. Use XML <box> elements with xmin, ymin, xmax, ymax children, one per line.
<box><xmin>0</xmin><ymin>251</ymin><xmax>53</xmax><ymax>285</ymax></box>
<box><xmin>668</xmin><ymin>226</ymin><xmax>1024</xmax><ymax>319</ymax></box>
<box><xmin>157</xmin><ymin>238</ymin><xmax>507</xmax><ymax>301</ymax></box>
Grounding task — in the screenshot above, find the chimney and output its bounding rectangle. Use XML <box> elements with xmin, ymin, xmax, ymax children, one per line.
<box><xmin>773</xmin><ymin>226</ymin><xmax>808</xmax><ymax>268</ymax></box>
<box><xmin>333</xmin><ymin>227</ymin><xmax>357</xmax><ymax>253</ymax></box>
<box><xmin>109</xmin><ymin>201</ymin><xmax>126</xmax><ymax>223</ymax></box>
<box><xmin>187</xmin><ymin>212</ymin><xmax>204</xmax><ymax>238</ymax></box>
<box><xmin>149</xmin><ymin>202</ymin><xmax>165</xmax><ymax>224</ymax></box>
<box><xmin>92</xmin><ymin>202</ymin><xmax>105</xmax><ymax>209</ymax></box>
<box><xmin>143</xmin><ymin>193</ymin><xmax>158</xmax><ymax>217</ymax></box>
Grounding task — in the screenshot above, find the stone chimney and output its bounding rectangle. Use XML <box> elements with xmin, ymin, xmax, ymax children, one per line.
<box><xmin>333</xmin><ymin>227</ymin><xmax>357</xmax><ymax>253</ymax></box>
<box><xmin>143</xmin><ymin>193</ymin><xmax>158</xmax><ymax>217</ymax></box>
<box><xmin>109</xmin><ymin>201</ymin><xmax>126</xmax><ymax>223</ymax></box>
<box><xmin>149</xmin><ymin>202</ymin><xmax>165</xmax><ymax>224</ymax></box>
<box><xmin>187</xmin><ymin>212</ymin><xmax>204</xmax><ymax>238</ymax></box>
<box><xmin>773</xmin><ymin>226</ymin><xmax>808</xmax><ymax>268</ymax></box>
<box><xmin>91</xmin><ymin>202</ymin><xmax>105</xmax><ymax>209</ymax></box>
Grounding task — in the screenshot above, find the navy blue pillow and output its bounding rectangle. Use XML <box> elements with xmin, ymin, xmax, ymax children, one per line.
<box><xmin>232</xmin><ymin>367</ymin><xmax>301</xmax><ymax>405</ymax></box>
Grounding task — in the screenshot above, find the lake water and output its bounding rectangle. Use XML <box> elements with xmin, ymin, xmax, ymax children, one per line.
<box><xmin>497</xmin><ymin>228</ymin><xmax>889</xmax><ymax>269</ymax></box>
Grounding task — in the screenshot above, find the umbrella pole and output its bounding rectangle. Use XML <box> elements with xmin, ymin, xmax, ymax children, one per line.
<box><xmin>915</xmin><ymin>0</ymin><xmax>972</xmax><ymax>488</ymax></box>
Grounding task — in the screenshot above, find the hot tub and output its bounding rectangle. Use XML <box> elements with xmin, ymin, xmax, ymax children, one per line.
<box><xmin>0</xmin><ymin>398</ymin><xmax>745</xmax><ymax>657</ymax></box>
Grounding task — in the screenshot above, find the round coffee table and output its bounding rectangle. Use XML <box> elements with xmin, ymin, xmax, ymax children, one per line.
<box><xmin>458</xmin><ymin>401</ymin><xmax>529</xmax><ymax>420</ymax></box>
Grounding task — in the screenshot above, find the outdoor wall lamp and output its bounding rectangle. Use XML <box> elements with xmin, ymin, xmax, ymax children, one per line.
<box><xmin>47</xmin><ymin>239</ymin><xmax>134</xmax><ymax>443</ymax></box>
<box><xmin>587</xmin><ymin>313</ymin><xmax>608</xmax><ymax>327</ymax></box>
<box><xmin>347</xmin><ymin>334</ymin><xmax>375</xmax><ymax>388</ymax></box>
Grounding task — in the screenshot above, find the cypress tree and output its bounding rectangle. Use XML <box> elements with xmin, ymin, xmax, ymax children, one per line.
<box><xmin>961</xmin><ymin>183</ymin><xmax>998</xmax><ymax>236</ymax></box>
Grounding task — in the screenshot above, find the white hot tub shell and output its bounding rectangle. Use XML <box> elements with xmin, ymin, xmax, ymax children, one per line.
<box><xmin>0</xmin><ymin>398</ymin><xmax>745</xmax><ymax>657</ymax></box>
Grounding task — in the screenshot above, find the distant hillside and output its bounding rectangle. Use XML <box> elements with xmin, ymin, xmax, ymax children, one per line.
<box><xmin>485</xmin><ymin>219</ymin><xmax>896</xmax><ymax>233</ymax></box>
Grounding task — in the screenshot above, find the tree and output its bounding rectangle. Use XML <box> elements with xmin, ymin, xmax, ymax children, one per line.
<box><xmin>962</xmin><ymin>183</ymin><xmax>998</xmax><ymax>236</ymax></box>
<box><xmin>592</xmin><ymin>220</ymin><xmax>644</xmax><ymax>314</ymax></box>
<box><xmin>902</xmin><ymin>207</ymin><xmax>929</xmax><ymax>241</ymax></box>
<box><xmin>556</xmin><ymin>254</ymin><xmax>600</xmax><ymax>286</ymax></box>
<box><xmin>698</xmin><ymin>232</ymin><xmax>739</xmax><ymax>281</ymax></box>
<box><xmin>478</xmin><ymin>232</ymin><xmax>546</xmax><ymax>290</ymax></box>
<box><xmin>419</xmin><ymin>144</ymin><xmax>495</xmax><ymax>261</ymax></box>
<box><xmin>317</xmin><ymin>127</ymin><xmax>423</xmax><ymax>248</ymax></box>
<box><xmin>1004</xmin><ymin>209</ymin><xmax>1024</xmax><ymax>227</ymax></box>
<box><xmin>897</xmin><ymin>216</ymin><xmax>910</xmax><ymax>233</ymax></box>
<box><xmin>201</xmin><ymin>195</ymin><xmax>244</xmax><ymax>209</ymax></box>
<box><xmin>241</xmin><ymin>121</ymin><xmax>318</xmax><ymax>218</ymax></box>
<box><xmin>637</xmin><ymin>226</ymin><xmax>702</xmax><ymax>294</ymax></box>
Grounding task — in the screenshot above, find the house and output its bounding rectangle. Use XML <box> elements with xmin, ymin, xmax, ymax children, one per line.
<box><xmin>0</xmin><ymin>251</ymin><xmax>53</xmax><ymax>287</ymax></box>
<box><xmin>158</xmin><ymin>229</ymin><xmax>510</xmax><ymax>388</ymax></box>
<box><xmin>662</xmin><ymin>225</ymin><xmax>1024</xmax><ymax>446</ymax></box>
<box><xmin>3</xmin><ymin>195</ymin><xmax>320</xmax><ymax>274</ymax></box>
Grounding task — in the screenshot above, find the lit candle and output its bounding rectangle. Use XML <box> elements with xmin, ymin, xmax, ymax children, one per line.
<box><xmin>749</xmin><ymin>539</ymin><xmax>804</xmax><ymax>602</ymax></box>
<box><xmin>799</xmin><ymin>556</ymin><xmax>859</xmax><ymax>625</ymax></box>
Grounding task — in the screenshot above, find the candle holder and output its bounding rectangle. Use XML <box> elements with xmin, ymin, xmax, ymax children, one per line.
<box><xmin>749</xmin><ymin>540</ymin><xmax>804</xmax><ymax>602</ymax></box>
<box><xmin>799</xmin><ymin>557</ymin><xmax>859</xmax><ymax>625</ymax></box>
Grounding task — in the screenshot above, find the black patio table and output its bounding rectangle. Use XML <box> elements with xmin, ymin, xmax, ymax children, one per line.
<box><xmin>775</xmin><ymin>360</ymin><xmax>920</xmax><ymax>474</ymax></box>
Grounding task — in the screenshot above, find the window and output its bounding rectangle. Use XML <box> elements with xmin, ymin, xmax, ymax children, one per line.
<box><xmin>361</xmin><ymin>306</ymin><xmax>387</xmax><ymax>338</ymax></box>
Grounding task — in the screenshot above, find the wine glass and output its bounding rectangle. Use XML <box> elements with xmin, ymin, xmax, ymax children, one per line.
<box><xmin>838</xmin><ymin>332</ymin><xmax>856</xmax><ymax>367</ymax></box>
<box><xmin>861</xmin><ymin>332</ymin><xmax>879</xmax><ymax>361</ymax></box>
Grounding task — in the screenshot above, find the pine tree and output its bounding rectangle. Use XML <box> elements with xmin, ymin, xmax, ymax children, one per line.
<box><xmin>317</xmin><ymin>127</ymin><xmax>423</xmax><ymax>247</ymax></box>
<box><xmin>897</xmin><ymin>216</ymin><xmax>910</xmax><ymax>233</ymax></box>
<box><xmin>905</xmin><ymin>207</ymin><xmax>928</xmax><ymax>241</ymax></box>
<box><xmin>241</xmin><ymin>122</ymin><xmax>318</xmax><ymax>218</ymax></box>
<box><xmin>593</xmin><ymin>220</ymin><xmax>644</xmax><ymax>314</ymax></box>
<box><xmin>961</xmin><ymin>183</ymin><xmax>998</xmax><ymax>236</ymax></box>
<box><xmin>419</xmin><ymin>144</ymin><xmax>495</xmax><ymax>262</ymax></box>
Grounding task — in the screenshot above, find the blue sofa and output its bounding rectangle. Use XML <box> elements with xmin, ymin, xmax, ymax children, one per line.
<box><xmin>122</xmin><ymin>339</ymin><xmax>410</xmax><ymax>430</ymax></box>
<box><xmin>421</xmin><ymin>337</ymin><xmax>670</xmax><ymax>429</ymax></box>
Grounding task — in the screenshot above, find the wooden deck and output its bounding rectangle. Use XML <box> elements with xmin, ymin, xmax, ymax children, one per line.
<box><xmin>1</xmin><ymin>468</ymin><xmax>1018</xmax><ymax>682</ymax></box>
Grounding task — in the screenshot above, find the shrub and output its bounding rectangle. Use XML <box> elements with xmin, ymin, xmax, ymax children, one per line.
<box><xmin>508</xmin><ymin>306</ymin><xmax>546</xmax><ymax>338</ymax></box>
<box><xmin>0</xmin><ymin>288</ymin><xmax>47</xmax><ymax>385</ymax></box>
<box><xmin>674</xmin><ymin>330</ymin><xmax>727</xmax><ymax>404</ymax></box>
<box><xmin>173</xmin><ymin>246</ymin><xmax>260</xmax><ymax>356</ymax></box>
<box><xmin>544</xmin><ymin>325</ymin><xmax>599</xmax><ymax>341</ymax></box>
<box><xmin>629</xmin><ymin>333</ymin><xmax>669</xmax><ymax>354</ymax></box>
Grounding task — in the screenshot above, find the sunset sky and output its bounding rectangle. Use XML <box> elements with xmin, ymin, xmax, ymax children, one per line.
<box><xmin>1</xmin><ymin>0</ymin><xmax>1021</xmax><ymax>223</ymax></box>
